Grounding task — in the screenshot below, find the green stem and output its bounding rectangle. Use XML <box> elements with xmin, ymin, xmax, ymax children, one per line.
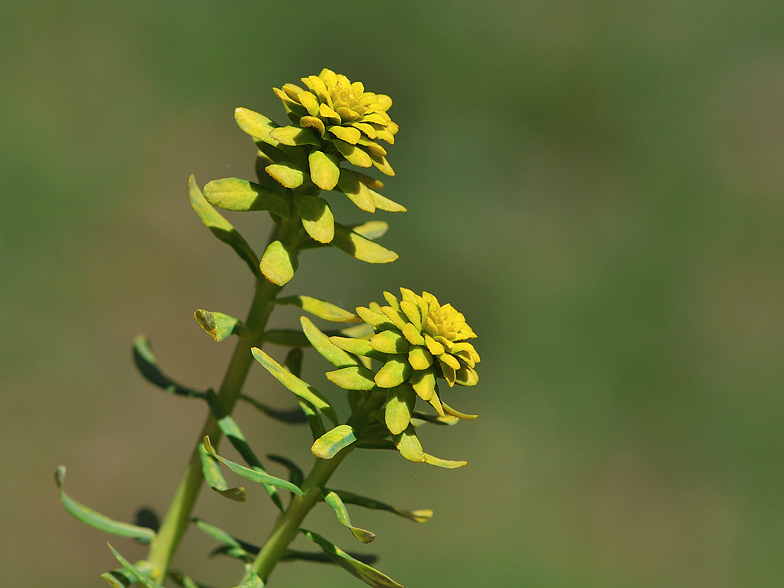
<box><xmin>247</xmin><ymin>390</ymin><xmax>386</xmax><ymax>583</ymax></box>
<box><xmin>147</xmin><ymin>213</ymin><xmax>302</xmax><ymax>582</ymax></box>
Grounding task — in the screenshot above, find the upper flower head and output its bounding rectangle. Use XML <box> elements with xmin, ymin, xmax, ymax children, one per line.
<box><xmin>273</xmin><ymin>68</ymin><xmax>398</xmax><ymax>176</ymax></box>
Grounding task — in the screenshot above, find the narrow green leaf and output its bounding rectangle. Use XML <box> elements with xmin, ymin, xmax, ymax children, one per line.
<box><xmin>327</xmin><ymin>489</ymin><xmax>433</xmax><ymax>523</ymax></box>
<box><xmin>385</xmin><ymin>385</ymin><xmax>415</xmax><ymax>435</ymax></box>
<box><xmin>55</xmin><ymin>467</ymin><xmax>156</xmax><ymax>544</ymax></box>
<box><xmin>410</xmin><ymin>411</ymin><xmax>459</xmax><ymax>426</ymax></box>
<box><xmin>393</xmin><ymin>426</ymin><xmax>426</xmax><ymax>463</ymax></box>
<box><xmin>205</xmin><ymin>391</ymin><xmax>284</xmax><ymax>509</ymax></box>
<box><xmin>423</xmin><ymin>453</ymin><xmax>467</xmax><ymax>469</ymax></box>
<box><xmin>198</xmin><ymin>444</ymin><xmax>247</xmax><ymax>502</ymax></box>
<box><xmin>107</xmin><ymin>544</ymin><xmax>164</xmax><ymax>588</ymax></box>
<box><xmin>277</xmin><ymin>295</ymin><xmax>358</xmax><ymax>323</ymax></box>
<box><xmin>260</xmin><ymin>240</ymin><xmax>298</xmax><ymax>286</ymax></box>
<box><xmin>301</xmin><ymin>529</ymin><xmax>403</xmax><ymax>588</ymax></box>
<box><xmin>251</xmin><ymin>347</ymin><xmax>339</xmax><ymax>425</ymax></box>
<box><xmin>332</xmin><ymin>222</ymin><xmax>398</xmax><ymax>264</ymax></box>
<box><xmin>266</xmin><ymin>162</ymin><xmax>306</xmax><ymax>189</ymax></box>
<box><xmin>441</xmin><ymin>400</ymin><xmax>478</xmax><ymax>420</ymax></box>
<box><xmin>192</xmin><ymin>518</ymin><xmax>249</xmax><ymax>557</ymax></box>
<box><xmin>322</xmin><ymin>488</ymin><xmax>376</xmax><ymax>543</ymax></box>
<box><xmin>203</xmin><ymin>178</ymin><xmax>290</xmax><ymax>217</ymax></box>
<box><xmin>263</xmin><ymin>329</ymin><xmax>312</xmax><ymax>348</ymax></box>
<box><xmin>300</xmin><ymin>316</ymin><xmax>359</xmax><ymax>368</ymax></box>
<box><xmin>311</xmin><ymin>425</ymin><xmax>357</xmax><ymax>459</ymax></box>
<box><xmin>326</xmin><ymin>366</ymin><xmax>377</xmax><ymax>391</ymax></box>
<box><xmin>102</xmin><ymin>568</ymin><xmax>136</xmax><ymax>588</ymax></box>
<box><xmin>202</xmin><ymin>437</ymin><xmax>304</xmax><ymax>496</ymax></box>
<box><xmin>132</xmin><ymin>336</ymin><xmax>204</xmax><ymax>399</ymax></box>
<box><xmin>294</xmin><ymin>194</ymin><xmax>335</xmax><ymax>243</ymax></box>
<box><xmin>266</xmin><ymin>454</ymin><xmax>305</xmax><ymax>487</ymax></box>
<box><xmin>308</xmin><ymin>150</ymin><xmax>340</xmax><ymax>190</ymax></box>
<box><xmin>194</xmin><ymin>310</ymin><xmax>249</xmax><ymax>343</ymax></box>
<box><xmin>281</xmin><ymin>549</ymin><xmax>378</xmax><ymax>565</ymax></box>
<box><xmin>238</xmin><ymin>394</ymin><xmax>307</xmax><ymax>424</ymax></box>
<box><xmin>188</xmin><ymin>175</ymin><xmax>262</xmax><ymax>280</ymax></box>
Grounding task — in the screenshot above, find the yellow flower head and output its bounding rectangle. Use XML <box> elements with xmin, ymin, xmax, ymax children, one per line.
<box><xmin>273</xmin><ymin>68</ymin><xmax>398</xmax><ymax>176</ymax></box>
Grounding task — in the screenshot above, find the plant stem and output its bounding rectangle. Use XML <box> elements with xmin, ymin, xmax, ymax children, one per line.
<box><xmin>147</xmin><ymin>213</ymin><xmax>301</xmax><ymax>582</ymax></box>
<box><xmin>250</xmin><ymin>449</ymin><xmax>351</xmax><ymax>583</ymax></box>
<box><xmin>247</xmin><ymin>390</ymin><xmax>386</xmax><ymax>583</ymax></box>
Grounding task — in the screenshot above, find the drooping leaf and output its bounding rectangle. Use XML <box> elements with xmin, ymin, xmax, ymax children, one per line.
<box><xmin>132</xmin><ymin>336</ymin><xmax>204</xmax><ymax>399</ymax></box>
<box><xmin>409</xmin><ymin>411</ymin><xmax>459</xmax><ymax>426</ymax></box>
<box><xmin>260</xmin><ymin>240</ymin><xmax>298</xmax><ymax>286</ymax></box>
<box><xmin>277</xmin><ymin>295</ymin><xmax>358</xmax><ymax>323</ymax></box>
<box><xmin>202</xmin><ymin>437</ymin><xmax>304</xmax><ymax>496</ymax></box>
<box><xmin>301</xmin><ymin>529</ymin><xmax>403</xmax><ymax>588</ymax></box>
<box><xmin>294</xmin><ymin>194</ymin><xmax>334</xmax><ymax>243</ymax></box>
<box><xmin>198</xmin><ymin>443</ymin><xmax>247</xmax><ymax>502</ymax></box>
<box><xmin>281</xmin><ymin>549</ymin><xmax>378</xmax><ymax>565</ymax></box>
<box><xmin>188</xmin><ymin>175</ymin><xmax>262</xmax><ymax>280</ymax></box>
<box><xmin>55</xmin><ymin>467</ymin><xmax>156</xmax><ymax>544</ymax></box>
<box><xmin>326</xmin><ymin>366</ymin><xmax>377</xmax><ymax>391</ymax></box>
<box><xmin>251</xmin><ymin>348</ymin><xmax>339</xmax><ymax>426</ymax></box>
<box><xmin>321</xmin><ymin>488</ymin><xmax>376</xmax><ymax>543</ymax></box>
<box><xmin>194</xmin><ymin>310</ymin><xmax>249</xmax><ymax>343</ymax></box>
<box><xmin>332</xmin><ymin>223</ymin><xmax>398</xmax><ymax>264</ymax></box>
<box><xmin>205</xmin><ymin>391</ymin><xmax>283</xmax><ymax>509</ymax></box>
<box><xmin>238</xmin><ymin>394</ymin><xmax>307</xmax><ymax>424</ymax></box>
<box><xmin>203</xmin><ymin>178</ymin><xmax>290</xmax><ymax>217</ymax></box>
<box><xmin>300</xmin><ymin>316</ymin><xmax>359</xmax><ymax>368</ymax></box>
<box><xmin>440</xmin><ymin>401</ymin><xmax>478</xmax><ymax>420</ymax></box>
<box><xmin>327</xmin><ymin>489</ymin><xmax>433</xmax><ymax>523</ymax></box>
<box><xmin>266</xmin><ymin>454</ymin><xmax>305</xmax><ymax>488</ymax></box>
<box><xmin>106</xmin><ymin>544</ymin><xmax>163</xmax><ymax>588</ymax></box>
<box><xmin>308</xmin><ymin>150</ymin><xmax>340</xmax><ymax>190</ymax></box>
<box><xmin>385</xmin><ymin>385</ymin><xmax>415</xmax><ymax>436</ymax></box>
<box><xmin>311</xmin><ymin>425</ymin><xmax>357</xmax><ymax>459</ymax></box>
<box><xmin>192</xmin><ymin>518</ymin><xmax>251</xmax><ymax>562</ymax></box>
<box><xmin>393</xmin><ymin>426</ymin><xmax>426</xmax><ymax>463</ymax></box>
<box><xmin>423</xmin><ymin>453</ymin><xmax>467</xmax><ymax>469</ymax></box>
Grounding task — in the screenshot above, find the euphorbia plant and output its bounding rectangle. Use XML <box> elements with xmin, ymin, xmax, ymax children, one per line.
<box><xmin>56</xmin><ymin>68</ymin><xmax>481</xmax><ymax>588</ymax></box>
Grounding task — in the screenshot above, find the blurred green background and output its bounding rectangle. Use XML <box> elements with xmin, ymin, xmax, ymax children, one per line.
<box><xmin>3</xmin><ymin>1</ymin><xmax>784</xmax><ymax>586</ymax></box>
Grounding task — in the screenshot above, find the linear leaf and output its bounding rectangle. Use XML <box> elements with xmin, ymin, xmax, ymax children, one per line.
<box><xmin>321</xmin><ymin>488</ymin><xmax>376</xmax><ymax>543</ymax></box>
<box><xmin>106</xmin><ymin>544</ymin><xmax>163</xmax><ymax>588</ymax></box>
<box><xmin>238</xmin><ymin>394</ymin><xmax>307</xmax><ymax>424</ymax></box>
<box><xmin>281</xmin><ymin>549</ymin><xmax>378</xmax><ymax>565</ymax></box>
<box><xmin>198</xmin><ymin>444</ymin><xmax>247</xmax><ymax>502</ymax></box>
<box><xmin>205</xmin><ymin>391</ymin><xmax>283</xmax><ymax>509</ymax></box>
<box><xmin>311</xmin><ymin>425</ymin><xmax>357</xmax><ymax>460</ymax></box>
<box><xmin>203</xmin><ymin>177</ymin><xmax>290</xmax><ymax>217</ymax></box>
<box><xmin>101</xmin><ymin>568</ymin><xmax>136</xmax><ymax>588</ymax></box>
<box><xmin>300</xmin><ymin>316</ymin><xmax>359</xmax><ymax>368</ymax></box>
<box><xmin>301</xmin><ymin>529</ymin><xmax>403</xmax><ymax>588</ymax></box>
<box><xmin>423</xmin><ymin>453</ymin><xmax>467</xmax><ymax>469</ymax></box>
<box><xmin>188</xmin><ymin>175</ymin><xmax>262</xmax><ymax>279</ymax></box>
<box><xmin>332</xmin><ymin>222</ymin><xmax>398</xmax><ymax>264</ymax></box>
<box><xmin>202</xmin><ymin>437</ymin><xmax>304</xmax><ymax>496</ymax></box>
<box><xmin>266</xmin><ymin>454</ymin><xmax>305</xmax><ymax>488</ymax></box>
<box><xmin>168</xmin><ymin>570</ymin><xmax>215</xmax><ymax>588</ymax></box>
<box><xmin>132</xmin><ymin>336</ymin><xmax>204</xmax><ymax>399</ymax></box>
<box><xmin>55</xmin><ymin>467</ymin><xmax>156</xmax><ymax>544</ymax></box>
<box><xmin>277</xmin><ymin>295</ymin><xmax>359</xmax><ymax>323</ymax></box>
<box><xmin>326</xmin><ymin>490</ymin><xmax>433</xmax><ymax>523</ymax></box>
<box><xmin>251</xmin><ymin>347</ymin><xmax>339</xmax><ymax>426</ymax></box>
